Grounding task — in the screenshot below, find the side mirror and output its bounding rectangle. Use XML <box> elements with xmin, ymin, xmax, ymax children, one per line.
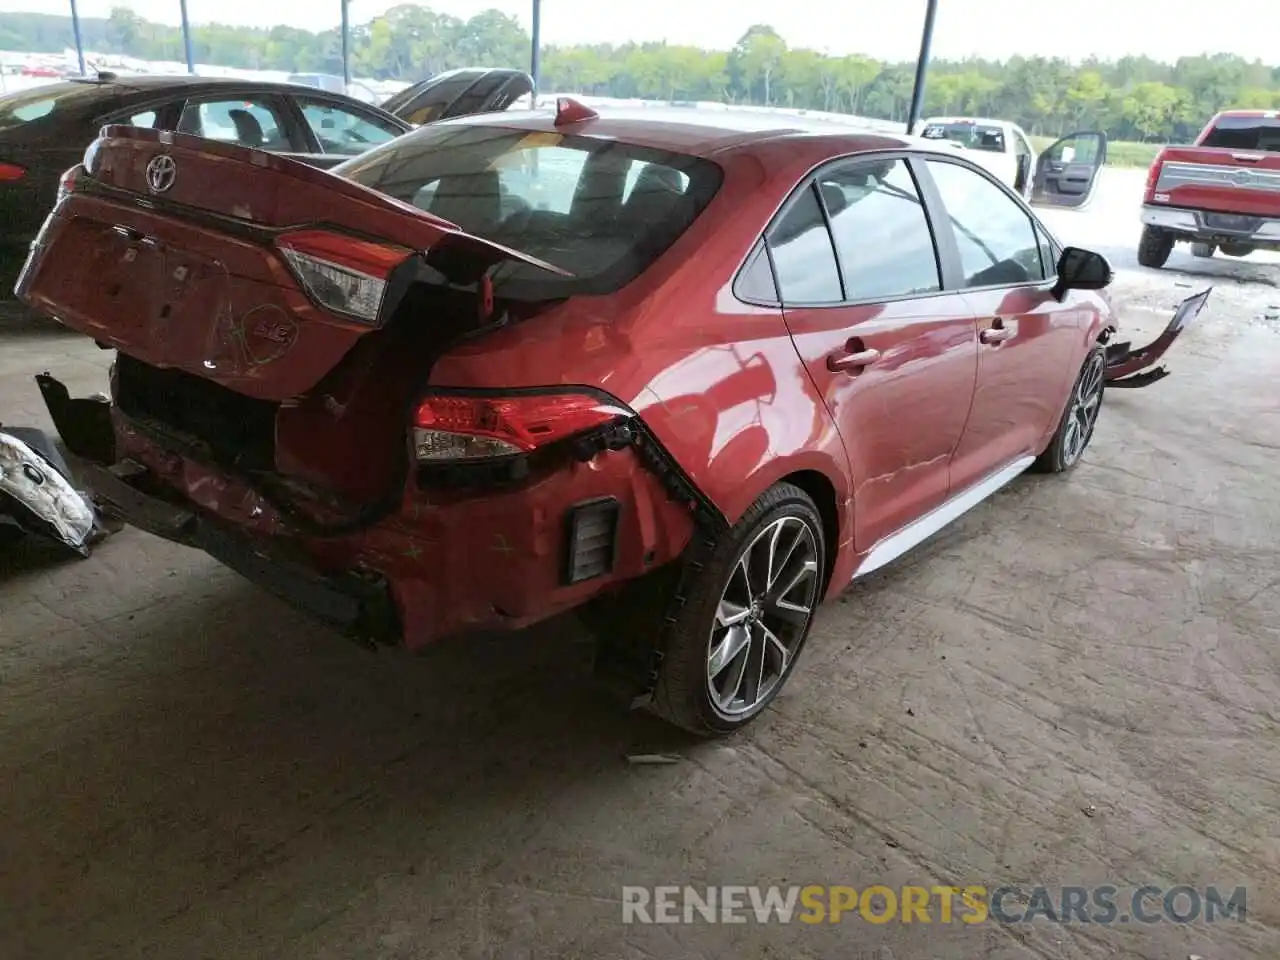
<box><xmin>1052</xmin><ymin>246</ymin><xmax>1112</xmax><ymax>300</ymax></box>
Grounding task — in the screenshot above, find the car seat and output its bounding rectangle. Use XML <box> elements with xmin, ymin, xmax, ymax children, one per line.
<box><xmin>228</xmin><ymin>109</ymin><xmax>265</xmax><ymax>148</ymax></box>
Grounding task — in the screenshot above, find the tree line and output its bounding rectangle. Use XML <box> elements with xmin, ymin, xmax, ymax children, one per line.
<box><xmin>7</xmin><ymin>6</ymin><xmax>1280</xmax><ymax>143</ymax></box>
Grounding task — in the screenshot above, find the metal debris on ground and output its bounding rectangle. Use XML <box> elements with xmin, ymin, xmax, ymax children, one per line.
<box><xmin>626</xmin><ymin>753</ymin><xmax>682</xmax><ymax>765</ymax></box>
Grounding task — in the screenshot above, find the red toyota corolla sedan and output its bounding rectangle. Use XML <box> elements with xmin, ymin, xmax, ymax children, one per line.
<box><xmin>21</xmin><ymin>99</ymin><xmax>1195</xmax><ymax>736</ymax></box>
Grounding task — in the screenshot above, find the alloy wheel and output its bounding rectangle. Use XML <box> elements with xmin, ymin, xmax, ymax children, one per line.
<box><xmin>706</xmin><ymin>516</ymin><xmax>821</xmax><ymax>717</ymax></box>
<box><xmin>1061</xmin><ymin>352</ymin><xmax>1105</xmax><ymax>467</ymax></box>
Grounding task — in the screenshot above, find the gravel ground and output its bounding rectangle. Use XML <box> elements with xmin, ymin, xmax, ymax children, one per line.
<box><xmin>1</xmin><ymin>168</ymin><xmax>1278</xmax><ymax>960</ymax></box>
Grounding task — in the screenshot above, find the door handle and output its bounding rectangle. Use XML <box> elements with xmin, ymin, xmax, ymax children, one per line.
<box><xmin>827</xmin><ymin>346</ymin><xmax>881</xmax><ymax>373</ymax></box>
<box><xmin>980</xmin><ymin>324</ymin><xmax>1013</xmax><ymax>344</ymax></box>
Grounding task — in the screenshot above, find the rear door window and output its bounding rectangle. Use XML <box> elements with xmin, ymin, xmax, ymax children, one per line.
<box><xmin>1200</xmin><ymin>114</ymin><xmax>1280</xmax><ymax>151</ymax></box>
<box><xmin>816</xmin><ymin>158</ymin><xmax>941</xmax><ymax>301</ymax></box>
<box><xmin>335</xmin><ymin>125</ymin><xmax>722</xmax><ymax>296</ymax></box>
<box><xmin>294</xmin><ymin>98</ymin><xmax>402</xmax><ymax>156</ymax></box>
<box><xmin>177</xmin><ymin>97</ymin><xmax>292</xmax><ymax>151</ymax></box>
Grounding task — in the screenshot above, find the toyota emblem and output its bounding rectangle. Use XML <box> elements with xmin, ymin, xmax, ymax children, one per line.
<box><xmin>145</xmin><ymin>154</ymin><xmax>177</xmax><ymax>194</ymax></box>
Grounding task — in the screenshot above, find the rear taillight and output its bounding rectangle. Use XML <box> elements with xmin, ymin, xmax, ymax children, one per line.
<box><xmin>276</xmin><ymin>229</ymin><xmax>411</xmax><ymax>324</ymax></box>
<box><xmin>412</xmin><ymin>391</ymin><xmax>630</xmax><ymax>462</ymax></box>
<box><xmin>1144</xmin><ymin>156</ymin><xmax>1166</xmax><ymax>203</ymax></box>
<box><xmin>0</xmin><ymin>161</ymin><xmax>25</xmax><ymax>182</ymax></box>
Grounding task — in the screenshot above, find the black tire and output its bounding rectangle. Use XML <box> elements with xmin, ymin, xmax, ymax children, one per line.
<box><xmin>1034</xmin><ymin>346</ymin><xmax>1106</xmax><ymax>474</ymax></box>
<box><xmin>1137</xmin><ymin>225</ymin><xmax>1173</xmax><ymax>269</ymax></box>
<box><xmin>648</xmin><ymin>483</ymin><xmax>826</xmax><ymax>736</ymax></box>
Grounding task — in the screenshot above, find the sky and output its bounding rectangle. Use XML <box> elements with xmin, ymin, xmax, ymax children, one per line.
<box><xmin>7</xmin><ymin>0</ymin><xmax>1274</xmax><ymax>64</ymax></box>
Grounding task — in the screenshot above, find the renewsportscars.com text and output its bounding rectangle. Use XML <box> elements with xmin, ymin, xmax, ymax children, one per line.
<box><xmin>621</xmin><ymin>884</ymin><xmax>1247</xmax><ymax>925</ymax></box>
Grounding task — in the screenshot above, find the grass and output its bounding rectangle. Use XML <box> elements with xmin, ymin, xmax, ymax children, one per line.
<box><xmin>1030</xmin><ymin>136</ymin><xmax>1161</xmax><ymax>168</ymax></box>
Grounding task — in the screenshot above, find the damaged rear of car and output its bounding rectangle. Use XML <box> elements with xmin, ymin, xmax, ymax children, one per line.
<box><xmin>20</xmin><ymin>123</ymin><xmax>720</xmax><ymax>649</ymax></box>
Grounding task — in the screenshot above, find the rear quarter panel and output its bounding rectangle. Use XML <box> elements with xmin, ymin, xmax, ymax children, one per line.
<box><xmin>429</xmin><ymin>144</ymin><xmax>856</xmax><ymax>580</ymax></box>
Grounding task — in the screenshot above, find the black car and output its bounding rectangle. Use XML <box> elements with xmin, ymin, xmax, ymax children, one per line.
<box><xmin>380</xmin><ymin>68</ymin><xmax>534</xmax><ymax>126</ymax></box>
<box><xmin>0</xmin><ymin>73</ymin><xmax>413</xmax><ymax>301</ymax></box>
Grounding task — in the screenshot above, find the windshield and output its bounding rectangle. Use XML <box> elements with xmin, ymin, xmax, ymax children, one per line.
<box><xmin>921</xmin><ymin>122</ymin><xmax>1006</xmax><ymax>153</ymax></box>
<box><xmin>1200</xmin><ymin>115</ymin><xmax>1280</xmax><ymax>151</ymax></box>
<box><xmin>336</xmin><ymin>123</ymin><xmax>723</xmax><ymax>296</ymax></box>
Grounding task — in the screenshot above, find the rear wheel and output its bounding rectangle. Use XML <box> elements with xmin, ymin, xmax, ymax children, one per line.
<box><xmin>648</xmin><ymin>483</ymin><xmax>826</xmax><ymax>736</ymax></box>
<box><xmin>1137</xmin><ymin>226</ymin><xmax>1174</xmax><ymax>268</ymax></box>
<box><xmin>1035</xmin><ymin>347</ymin><xmax>1105</xmax><ymax>474</ymax></box>
<box><xmin>1190</xmin><ymin>241</ymin><xmax>1215</xmax><ymax>259</ymax></box>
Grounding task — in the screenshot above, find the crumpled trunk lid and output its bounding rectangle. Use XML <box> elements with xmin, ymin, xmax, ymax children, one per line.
<box><xmin>17</xmin><ymin>125</ymin><xmax>565</xmax><ymax>404</ymax></box>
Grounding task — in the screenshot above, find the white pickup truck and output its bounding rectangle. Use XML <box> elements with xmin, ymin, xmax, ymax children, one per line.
<box><xmin>915</xmin><ymin>116</ymin><xmax>1109</xmax><ymax>209</ymax></box>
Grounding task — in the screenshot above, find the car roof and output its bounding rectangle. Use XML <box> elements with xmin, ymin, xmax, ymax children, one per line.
<box><xmin>439</xmin><ymin>106</ymin><xmax>959</xmax><ymax>160</ymax></box>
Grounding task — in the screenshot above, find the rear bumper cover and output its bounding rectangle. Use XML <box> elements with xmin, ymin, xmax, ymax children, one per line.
<box><xmin>37</xmin><ymin>374</ymin><xmax>701</xmax><ymax>649</ymax></box>
<box><xmin>1141</xmin><ymin>204</ymin><xmax>1280</xmax><ymax>247</ymax></box>
<box><xmin>78</xmin><ymin>457</ymin><xmax>400</xmax><ymax>643</ymax></box>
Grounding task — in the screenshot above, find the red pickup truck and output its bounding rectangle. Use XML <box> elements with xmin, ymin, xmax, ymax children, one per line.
<box><xmin>1138</xmin><ymin>109</ymin><xmax>1280</xmax><ymax>268</ymax></box>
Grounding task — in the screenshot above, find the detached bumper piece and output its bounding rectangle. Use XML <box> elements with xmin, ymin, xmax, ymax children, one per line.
<box><xmin>1103</xmin><ymin>288</ymin><xmax>1211</xmax><ymax>388</ymax></box>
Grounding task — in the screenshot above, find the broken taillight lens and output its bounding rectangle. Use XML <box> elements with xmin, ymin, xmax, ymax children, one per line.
<box><xmin>412</xmin><ymin>391</ymin><xmax>629</xmax><ymax>462</ymax></box>
<box><xmin>276</xmin><ymin>230</ymin><xmax>411</xmax><ymax>324</ymax></box>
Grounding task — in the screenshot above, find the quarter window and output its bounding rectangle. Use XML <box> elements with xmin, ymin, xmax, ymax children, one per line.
<box><xmin>925</xmin><ymin>159</ymin><xmax>1046</xmax><ymax>287</ymax></box>
<box><xmin>766</xmin><ymin>185</ymin><xmax>842</xmax><ymax>305</ymax></box>
<box><xmin>817</xmin><ymin>158</ymin><xmax>941</xmax><ymax>301</ymax></box>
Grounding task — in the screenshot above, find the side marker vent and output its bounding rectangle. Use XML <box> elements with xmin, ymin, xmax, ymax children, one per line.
<box><xmin>565</xmin><ymin>497</ymin><xmax>620</xmax><ymax>584</ymax></box>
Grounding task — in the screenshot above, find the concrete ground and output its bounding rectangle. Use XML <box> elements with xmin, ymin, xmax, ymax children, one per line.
<box><xmin>2</xmin><ymin>170</ymin><xmax>1278</xmax><ymax>960</ymax></box>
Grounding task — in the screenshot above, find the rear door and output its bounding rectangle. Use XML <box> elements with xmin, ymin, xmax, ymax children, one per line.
<box><xmin>771</xmin><ymin>155</ymin><xmax>979</xmax><ymax>551</ymax></box>
<box><xmin>921</xmin><ymin>156</ymin><xmax>1084</xmax><ymax>489</ymax></box>
<box><xmin>1031</xmin><ymin>131</ymin><xmax>1107</xmax><ymax>208</ymax></box>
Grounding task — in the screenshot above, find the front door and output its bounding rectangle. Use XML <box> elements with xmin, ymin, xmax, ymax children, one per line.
<box><xmin>920</xmin><ymin>157</ymin><xmax>1085</xmax><ymax>491</ymax></box>
<box><xmin>769</xmin><ymin>157</ymin><xmax>979</xmax><ymax>552</ymax></box>
<box><xmin>1031</xmin><ymin>131</ymin><xmax>1108</xmax><ymax>208</ymax></box>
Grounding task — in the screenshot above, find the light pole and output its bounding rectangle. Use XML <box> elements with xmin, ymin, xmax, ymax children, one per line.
<box><xmin>905</xmin><ymin>0</ymin><xmax>939</xmax><ymax>134</ymax></box>
<box><xmin>341</xmin><ymin>0</ymin><xmax>351</xmax><ymax>91</ymax></box>
<box><xmin>530</xmin><ymin>0</ymin><xmax>541</xmax><ymax>103</ymax></box>
<box><xmin>179</xmin><ymin>0</ymin><xmax>195</xmax><ymax>74</ymax></box>
<box><xmin>69</xmin><ymin>0</ymin><xmax>86</xmax><ymax>76</ymax></box>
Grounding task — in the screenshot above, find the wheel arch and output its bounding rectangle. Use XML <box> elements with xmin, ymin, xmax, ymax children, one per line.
<box><xmin>776</xmin><ymin>468</ymin><xmax>841</xmax><ymax>593</ymax></box>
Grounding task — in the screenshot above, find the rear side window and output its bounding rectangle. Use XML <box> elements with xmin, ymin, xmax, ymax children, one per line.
<box><xmin>767</xmin><ymin>185</ymin><xmax>842</xmax><ymax>305</ymax></box>
<box><xmin>817</xmin><ymin>158</ymin><xmax>940</xmax><ymax>301</ymax></box>
<box><xmin>1200</xmin><ymin>114</ymin><xmax>1280</xmax><ymax>152</ymax></box>
<box><xmin>336</xmin><ymin>124</ymin><xmax>722</xmax><ymax>296</ymax></box>
<box><xmin>922</xmin><ymin>122</ymin><xmax>1006</xmax><ymax>153</ymax></box>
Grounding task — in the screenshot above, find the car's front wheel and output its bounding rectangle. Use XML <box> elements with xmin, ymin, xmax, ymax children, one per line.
<box><xmin>649</xmin><ymin>483</ymin><xmax>826</xmax><ymax>736</ymax></box>
<box><xmin>1035</xmin><ymin>346</ymin><xmax>1106</xmax><ymax>473</ymax></box>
